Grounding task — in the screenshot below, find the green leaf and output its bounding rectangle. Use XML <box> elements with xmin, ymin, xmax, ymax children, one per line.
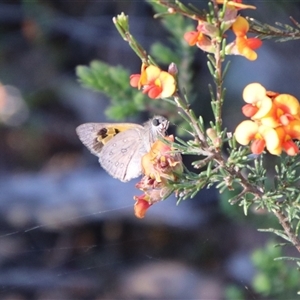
<box><xmin>150</xmin><ymin>42</ymin><xmax>180</xmax><ymax>65</ymax></box>
<box><xmin>76</xmin><ymin>60</ymin><xmax>148</xmax><ymax>120</ymax></box>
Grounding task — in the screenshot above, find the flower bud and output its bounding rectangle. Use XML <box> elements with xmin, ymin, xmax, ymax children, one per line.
<box><xmin>168</xmin><ymin>62</ymin><xmax>178</xmax><ymax>76</ymax></box>
<box><xmin>206</xmin><ymin>128</ymin><xmax>221</xmax><ymax>147</ymax></box>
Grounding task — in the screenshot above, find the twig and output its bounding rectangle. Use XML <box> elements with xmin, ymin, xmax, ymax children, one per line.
<box><xmin>211</xmin><ymin>0</ymin><xmax>224</xmax><ymax>134</ymax></box>
<box><xmin>273</xmin><ymin>209</ymin><xmax>300</xmax><ymax>253</ymax></box>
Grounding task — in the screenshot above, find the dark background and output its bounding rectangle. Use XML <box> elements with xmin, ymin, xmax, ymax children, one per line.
<box><xmin>0</xmin><ymin>1</ymin><xmax>300</xmax><ymax>299</ymax></box>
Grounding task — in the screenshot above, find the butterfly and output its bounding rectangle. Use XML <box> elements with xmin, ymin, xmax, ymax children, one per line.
<box><xmin>76</xmin><ymin>116</ymin><xmax>169</xmax><ymax>182</ymax></box>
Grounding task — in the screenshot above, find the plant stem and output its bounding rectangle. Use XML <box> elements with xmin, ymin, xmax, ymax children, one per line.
<box><xmin>152</xmin><ymin>0</ymin><xmax>300</xmax><ymax>256</ymax></box>
<box><xmin>274</xmin><ymin>209</ymin><xmax>300</xmax><ymax>253</ymax></box>
<box><xmin>211</xmin><ymin>0</ymin><xmax>223</xmax><ymax>134</ymax></box>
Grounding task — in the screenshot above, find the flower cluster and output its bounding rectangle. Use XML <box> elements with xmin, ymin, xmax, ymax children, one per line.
<box><xmin>130</xmin><ymin>63</ymin><xmax>176</xmax><ymax>99</ymax></box>
<box><xmin>235</xmin><ymin>83</ymin><xmax>300</xmax><ymax>156</ymax></box>
<box><xmin>134</xmin><ymin>135</ymin><xmax>183</xmax><ymax>218</ymax></box>
<box><xmin>184</xmin><ymin>1</ymin><xmax>262</xmax><ymax>60</ymax></box>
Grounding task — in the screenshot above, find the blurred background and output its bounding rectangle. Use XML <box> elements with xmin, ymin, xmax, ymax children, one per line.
<box><xmin>0</xmin><ymin>1</ymin><xmax>300</xmax><ymax>299</ymax></box>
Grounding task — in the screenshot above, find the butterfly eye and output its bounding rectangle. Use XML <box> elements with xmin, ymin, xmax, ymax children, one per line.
<box><xmin>152</xmin><ymin>118</ymin><xmax>160</xmax><ymax>126</ymax></box>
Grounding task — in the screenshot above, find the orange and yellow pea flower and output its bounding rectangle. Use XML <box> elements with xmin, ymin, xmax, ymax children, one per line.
<box><xmin>217</xmin><ymin>0</ymin><xmax>256</xmax><ymax>10</ymax></box>
<box><xmin>183</xmin><ymin>30</ymin><xmax>212</xmax><ymax>50</ymax></box>
<box><xmin>229</xmin><ymin>16</ymin><xmax>262</xmax><ymax>61</ymax></box>
<box><xmin>134</xmin><ymin>194</ymin><xmax>152</xmax><ymax>219</ymax></box>
<box><xmin>142</xmin><ymin>135</ymin><xmax>183</xmax><ymax>182</ymax></box>
<box><xmin>130</xmin><ymin>64</ymin><xmax>176</xmax><ymax>99</ymax></box>
<box><xmin>235</xmin><ymin>83</ymin><xmax>300</xmax><ymax>156</ymax></box>
<box><xmin>133</xmin><ymin>135</ymin><xmax>183</xmax><ymax>218</ymax></box>
<box><xmin>183</xmin><ymin>22</ymin><xmax>215</xmax><ymax>53</ymax></box>
<box><xmin>184</xmin><ymin>14</ymin><xmax>261</xmax><ymax>61</ymax></box>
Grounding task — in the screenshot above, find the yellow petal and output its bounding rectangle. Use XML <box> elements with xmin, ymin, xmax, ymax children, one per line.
<box><xmin>234</xmin><ymin>120</ymin><xmax>258</xmax><ymax>145</ymax></box>
<box><xmin>159</xmin><ymin>71</ymin><xmax>176</xmax><ymax>98</ymax></box>
<box><xmin>138</xmin><ymin>63</ymin><xmax>148</xmax><ymax>87</ymax></box>
<box><xmin>251</xmin><ymin>96</ymin><xmax>273</xmax><ymax>119</ymax></box>
<box><xmin>227</xmin><ymin>1</ymin><xmax>256</xmax><ymax>9</ymax></box>
<box><xmin>243</xmin><ymin>83</ymin><xmax>266</xmax><ymax>104</ymax></box>
<box><xmin>145</xmin><ymin>65</ymin><xmax>161</xmax><ymax>82</ymax></box>
<box><xmin>259</xmin><ymin>125</ymin><xmax>280</xmax><ymax>154</ymax></box>
<box><xmin>268</xmin><ymin>146</ymin><xmax>282</xmax><ymax>155</ymax></box>
<box><xmin>242</xmin><ymin>47</ymin><xmax>257</xmax><ymax>61</ymax></box>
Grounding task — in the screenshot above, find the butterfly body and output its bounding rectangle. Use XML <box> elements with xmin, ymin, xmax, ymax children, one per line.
<box><xmin>76</xmin><ymin>116</ymin><xmax>169</xmax><ymax>182</ymax></box>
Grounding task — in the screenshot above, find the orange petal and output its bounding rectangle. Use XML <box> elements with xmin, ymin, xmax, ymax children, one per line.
<box><xmin>275</xmin><ymin>126</ymin><xmax>286</xmax><ymax>143</ymax></box>
<box><xmin>129</xmin><ymin>74</ymin><xmax>141</xmax><ymax>88</ymax></box>
<box><xmin>234</xmin><ymin>120</ymin><xmax>258</xmax><ymax>145</ymax></box>
<box><xmin>251</xmin><ymin>139</ymin><xmax>265</xmax><ymax>155</ymax></box>
<box><xmin>260</xmin><ymin>105</ymin><xmax>280</xmax><ymax>128</ymax></box>
<box><xmin>284</xmin><ymin>119</ymin><xmax>300</xmax><ymax>139</ymax></box>
<box><xmin>247</xmin><ymin>37</ymin><xmax>262</xmax><ymax>50</ymax></box>
<box><xmin>146</xmin><ymin>85</ymin><xmax>163</xmax><ymax>99</ymax></box>
<box><xmin>236</xmin><ymin>37</ymin><xmax>257</xmax><ymax>60</ymax></box>
<box><xmin>184</xmin><ymin>31</ymin><xmax>200</xmax><ymax>46</ymax></box>
<box><xmin>232</xmin><ymin>16</ymin><xmax>249</xmax><ymax>36</ymax></box>
<box><xmin>273</xmin><ymin>94</ymin><xmax>300</xmax><ymax>116</ymax></box>
<box><xmin>151</xmin><ymin>135</ymin><xmax>174</xmax><ymax>155</ymax></box>
<box><xmin>134</xmin><ymin>197</ymin><xmax>152</xmax><ymax>218</ymax></box>
<box><xmin>242</xmin><ymin>104</ymin><xmax>259</xmax><ymax>117</ymax></box>
<box><xmin>279</xmin><ymin>114</ymin><xmax>292</xmax><ymax>126</ymax></box>
<box><xmin>282</xmin><ymin>140</ymin><xmax>299</xmax><ymax>156</ymax></box>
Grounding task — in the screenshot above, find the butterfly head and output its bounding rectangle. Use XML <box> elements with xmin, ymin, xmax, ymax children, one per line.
<box><xmin>151</xmin><ymin>116</ymin><xmax>169</xmax><ymax>137</ymax></box>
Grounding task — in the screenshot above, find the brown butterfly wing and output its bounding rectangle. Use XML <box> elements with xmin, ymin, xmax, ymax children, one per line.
<box><xmin>76</xmin><ymin>123</ymin><xmax>107</xmax><ymax>156</ymax></box>
<box><xmin>76</xmin><ymin>123</ymin><xmax>146</xmax><ymax>182</ymax></box>
<box><xmin>76</xmin><ymin>123</ymin><xmax>140</xmax><ymax>155</ymax></box>
<box><xmin>99</xmin><ymin>127</ymin><xmax>147</xmax><ymax>182</ymax></box>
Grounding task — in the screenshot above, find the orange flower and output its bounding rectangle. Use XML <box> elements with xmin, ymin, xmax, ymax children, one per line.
<box><xmin>183</xmin><ymin>26</ymin><xmax>214</xmax><ymax>52</ymax></box>
<box><xmin>217</xmin><ymin>0</ymin><xmax>256</xmax><ymax>29</ymax></box>
<box><xmin>226</xmin><ymin>16</ymin><xmax>262</xmax><ymax>61</ymax></box>
<box><xmin>217</xmin><ymin>0</ymin><xmax>256</xmax><ymax>10</ymax></box>
<box><xmin>235</xmin><ymin>36</ymin><xmax>262</xmax><ymax>61</ymax></box>
<box><xmin>184</xmin><ymin>2</ymin><xmax>257</xmax><ymax>58</ymax></box>
<box><xmin>130</xmin><ymin>64</ymin><xmax>176</xmax><ymax>99</ymax></box>
<box><xmin>142</xmin><ymin>135</ymin><xmax>183</xmax><ymax>181</ymax></box>
<box><xmin>242</xmin><ymin>83</ymin><xmax>300</xmax><ymax>127</ymax></box>
<box><xmin>133</xmin><ymin>135</ymin><xmax>183</xmax><ymax>218</ymax></box>
<box><xmin>241</xmin><ymin>83</ymin><xmax>272</xmax><ymax>119</ymax></box>
<box><xmin>134</xmin><ymin>194</ymin><xmax>152</xmax><ymax>219</ymax></box>
<box><xmin>234</xmin><ymin>83</ymin><xmax>300</xmax><ymax>156</ymax></box>
<box><xmin>184</xmin><ymin>18</ymin><xmax>221</xmax><ymax>53</ymax></box>
<box><xmin>235</xmin><ymin>121</ymin><xmax>281</xmax><ymax>155</ymax></box>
